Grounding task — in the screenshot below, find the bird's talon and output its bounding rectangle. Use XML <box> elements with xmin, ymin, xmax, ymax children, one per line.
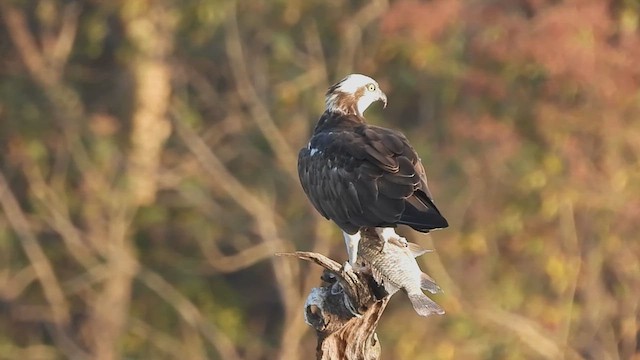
<box><xmin>387</xmin><ymin>236</ymin><xmax>409</xmax><ymax>248</ymax></box>
<box><xmin>342</xmin><ymin>261</ymin><xmax>353</xmax><ymax>273</ymax></box>
<box><xmin>398</xmin><ymin>237</ymin><xmax>408</xmax><ymax>247</ymax></box>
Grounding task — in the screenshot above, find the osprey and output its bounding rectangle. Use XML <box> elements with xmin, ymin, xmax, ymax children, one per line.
<box><xmin>298</xmin><ymin>74</ymin><xmax>448</xmax><ymax>269</ymax></box>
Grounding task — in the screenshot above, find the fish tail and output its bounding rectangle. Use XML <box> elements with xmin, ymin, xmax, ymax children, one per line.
<box><xmin>420</xmin><ymin>272</ymin><xmax>442</xmax><ymax>294</ymax></box>
<box><xmin>407</xmin><ymin>293</ymin><xmax>445</xmax><ymax>317</ymax></box>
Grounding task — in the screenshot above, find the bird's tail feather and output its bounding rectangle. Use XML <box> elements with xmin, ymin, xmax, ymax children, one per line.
<box><xmin>401</xmin><ymin>191</ymin><xmax>448</xmax><ymax>231</ymax></box>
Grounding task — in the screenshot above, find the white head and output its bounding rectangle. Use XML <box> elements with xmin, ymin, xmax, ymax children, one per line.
<box><xmin>325</xmin><ymin>74</ymin><xmax>387</xmax><ymax>116</ymax></box>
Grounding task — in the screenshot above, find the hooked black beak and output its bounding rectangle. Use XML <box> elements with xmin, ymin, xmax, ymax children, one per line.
<box><xmin>380</xmin><ymin>92</ymin><xmax>387</xmax><ymax>109</ymax></box>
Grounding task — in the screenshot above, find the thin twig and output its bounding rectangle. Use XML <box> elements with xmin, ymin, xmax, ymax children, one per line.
<box><xmin>0</xmin><ymin>3</ymin><xmax>56</xmax><ymax>85</ymax></box>
<box><xmin>198</xmin><ymin>238</ymin><xmax>275</xmax><ymax>273</ymax></box>
<box><xmin>559</xmin><ymin>199</ymin><xmax>582</xmax><ymax>357</ymax></box>
<box><xmin>129</xmin><ymin>318</ymin><xmax>189</xmax><ymax>359</ymax></box>
<box><xmin>224</xmin><ymin>1</ymin><xmax>299</xmax><ymax>181</ymax></box>
<box><xmin>1</xmin><ymin>2</ymin><xmax>100</xmax><ymax>188</ymax></box>
<box><xmin>0</xmin><ymin>171</ymin><xmax>70</xmax><ymax>326</ymax></box>
<box><xmin>50</xmin><ymin>3</ymin><xmax>80</xmax><ymax>72</ymax></box>
<box><xmin>336</xmin><ymin>0</ymin><xmax>389</xmax><ymax>75</ymax></box>
<box><xmin>173</xmin><ymin>110</ymin><xmax>277</xmax><ymax>217</ymax></box>
<box><xmin>0</xmin><ymin>265</ymin><xmax>37</xmax><ymax>301</ymax></box>
<box><xmin>21</xmin><ymin>160</ymin><xmax>98</xmax><ymax>268</ymax></box>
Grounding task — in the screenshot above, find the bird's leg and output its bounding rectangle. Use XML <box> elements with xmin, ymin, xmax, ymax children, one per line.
<box><xmin>342</xmin><ymin>231</ymin><xmax>362</xmax><ymax>272</ymax></box>
<box><xmin>375</xmin><ymin>227</ymin><xmax>408</xmax><ymax>249</ymax></box>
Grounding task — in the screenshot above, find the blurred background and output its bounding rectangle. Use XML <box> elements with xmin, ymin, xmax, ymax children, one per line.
<box><xmin>1</xmin><ymin>0</ymin><xmax>639</xmax><ymax>359</ymax></box>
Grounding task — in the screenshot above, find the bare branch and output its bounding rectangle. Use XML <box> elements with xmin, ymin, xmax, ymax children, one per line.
<box><xmin>336</xmin><ymin>0</ymin><xmax>389</xmax><ymax>75</ymax></box>
<box><xmin>0</xmin><ymin>171</ymin><xmax>70</xmax><ymax>325</ymax></box>
<box><xmin>21</xmin><ymin>159</ymin><xmax>98</xmax><ymax>268</ymax></box>
<box><xmin>173</xmin><ymin>105</ymin><xmax>305</xmax><ymax>358</ymax></box>
<box><xmin>224</xmin><ymin>1</ymin><xmax>299</xmax><ymax>181</ymax></box>
<box><xmin>173</xmin><ymin>110</ymin><xmax>277</xmax><ymax>217</ymax></box>
<box><xmin>1</xmin><ymin>3</ymin><xmax>98</xmax><ymax>178</ymax></box>
<box><xmin>303</xmin><ymin>20</ymin><xmax>330</xmax><ymax>87</ymax></box>
<box><xmin>0</xmin><ymin>265</ymin><xmax>37</xmax><ymax>301</ymax></box>
<box><xmin>129</xmin><ymin>318</ymin><xmax>189</xmax><ymax>359</ymax></box>
<box><xmin>50</xmin><ymin>3</ymin><xmax>80</xmax><ymax>72</ymax></box>
<box><xmin>0</xmin><ymin>3</ymin><xmax>57</xmax><ymax>86</ymax></box>
<box><xmin>277</xmin><ymin>252</ymin><xmax>342</xmax><ymax>273</ymax></box>
<box><xmin>558</xmin><ymin>199</ymin><xmax>582</xmax><ymax>357</ymax></box>
<box><xmin>137</xmin><ymin>268</ymin><xmax>242</xmax><ymax>360</ymax></box>
<box><xmin>197</xmin><ymin>237</ymin><xmax>275</xmax><ymax>273</ymax></box>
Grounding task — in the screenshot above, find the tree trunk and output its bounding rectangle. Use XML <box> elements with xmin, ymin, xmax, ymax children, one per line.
<box><xmin>124</xmin><ymin>0</ymin><xmax>175</xmax><ymax>206</ymax></box>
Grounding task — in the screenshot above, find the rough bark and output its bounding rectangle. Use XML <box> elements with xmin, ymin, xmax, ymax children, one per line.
<box><xmin>277</xmin><ymin>250</ymin><xmax>390</xmax><ymax>360</ymax></box>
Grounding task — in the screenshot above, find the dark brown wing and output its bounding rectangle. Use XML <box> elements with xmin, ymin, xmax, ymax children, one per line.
<box><xmin>298</xmin><ymin>136</ymin><xmax>368</xmax><ymax>234</ymax></box>
<box><xmin>298</xmin><ymin>121</ymin><xmax>448</xmax><ymax>233</ymax></box>
<box><xmin>357</xmin><ymin>125</ymin><xmax>448</xmax><ymax>232</ymax></box>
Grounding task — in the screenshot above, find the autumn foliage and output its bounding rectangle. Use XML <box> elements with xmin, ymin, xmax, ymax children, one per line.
<box><xmin>0</xmin><ymin>0</ymin><xmax>638</xmax><ymax>359</ymax></box>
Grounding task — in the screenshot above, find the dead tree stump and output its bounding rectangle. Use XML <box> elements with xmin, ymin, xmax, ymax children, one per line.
<box><xmin>277</xmin><ymin>251</ymin><xmax>390</xmax><ymax>360</ymax></box>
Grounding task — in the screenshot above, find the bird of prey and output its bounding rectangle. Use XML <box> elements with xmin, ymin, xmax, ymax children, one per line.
<box><xmin>298</xmin><ymin>74</ymin><xmax>448</xmax><ymax>269</ymax></box>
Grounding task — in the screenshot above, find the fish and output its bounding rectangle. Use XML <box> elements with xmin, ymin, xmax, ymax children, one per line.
<box><xmin>356</xmin><ymin>229</ymin><xmax>445</xmax><ymax>317</ymax></box>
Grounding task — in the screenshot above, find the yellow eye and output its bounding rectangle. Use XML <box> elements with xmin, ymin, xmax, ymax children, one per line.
<box><xmin>367</xmin><ymin>84</ymin><xmax>376</xmax><ymax>92</ymax></box>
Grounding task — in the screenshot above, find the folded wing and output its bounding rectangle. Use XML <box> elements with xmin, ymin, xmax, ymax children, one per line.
<box><xmin>298</xmin><ymin>123</ymin><xmax>448</xmax><ymax>233</ymax></box>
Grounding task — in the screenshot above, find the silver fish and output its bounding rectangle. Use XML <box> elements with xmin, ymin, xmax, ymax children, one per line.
<box><xmin>356</xmin><ymin>231</ymin><xmax>445</xmax><ymax>317</ymax></box>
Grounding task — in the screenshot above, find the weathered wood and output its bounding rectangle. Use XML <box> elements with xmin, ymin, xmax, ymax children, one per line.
<box><xmin>277</xmin><ymin>251</ymin><xmax>390</xmax><ymax>360</ymax></box>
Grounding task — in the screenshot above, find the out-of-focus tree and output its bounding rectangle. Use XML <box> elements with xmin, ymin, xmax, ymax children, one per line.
<box><xmin>0</xmin><ymin>0</ymin><xmax>638</xmax><ymax>359</ymax></box>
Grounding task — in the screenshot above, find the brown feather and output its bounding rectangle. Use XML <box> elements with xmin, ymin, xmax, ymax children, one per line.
<box><xmin>298</xmin><ymin>103</ymin><xmax>448</xmax><ymax>234</ymax></box>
